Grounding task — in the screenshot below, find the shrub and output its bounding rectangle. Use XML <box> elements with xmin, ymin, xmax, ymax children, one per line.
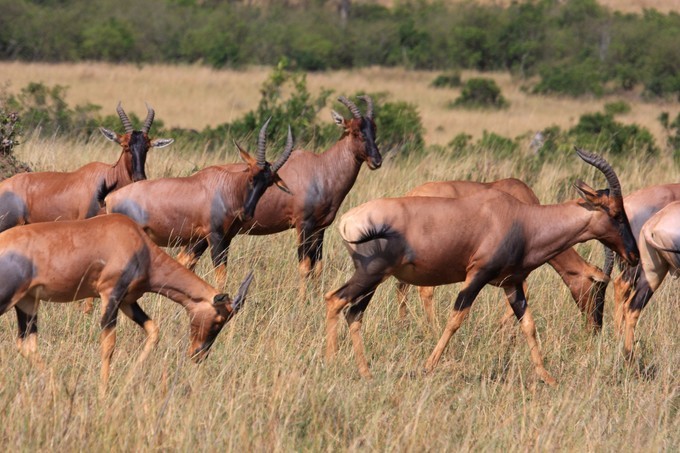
<box><xmin>604</xmin><ymin>101</ymin><xmax>631</xmax><ymax>116</ymax></box>
<box><xmin>430</xmin><ymin>72</ymin><xmax>462</xmax><ymax>89</ymax></box>
<box><xmin>374</xmin><ymin>99</ymin><xmax>425</xmax><ymax>156</ymax></box>
<box><xmin>569</xmin><ymin>111</ymin><xmax>657</xmax><ymax>155</ymax></box>
<box><xmin>476</xmin><ymin>131</ymin><xmax>518</xmax><ymax>157</ymax></box>
<box><xmin>533</xmin><ymin>61</ymin><xmax>605</xmax><ymax>97</ymax></box>
<box><xmin>450</xmin><ymin>78</ymin><xmax>508</xmax><ymax>109</ymax></box>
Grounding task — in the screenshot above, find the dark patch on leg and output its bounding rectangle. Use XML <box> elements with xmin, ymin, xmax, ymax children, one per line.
<box><xmin>16</xmin><ymin>307</ymin><xmax>38</xmax><ymax>339</ymax></box>
<box><xmin>628</xmin><ymin>273</ymin><xmax>654</xmax><ymax>312</ymax></box>
<box><xmin>506</xmin><ymin>284</ymin><xmax>527</xmax><ymax>319</ymax></box>
<box><xmin>101</xmin><ymin>248</ymin><xmax>150</xmax><ymax>329</ymax></box>
<box><xmin>124</xmin><ymin>301</ymin><xmax>151</xmax><ymax>328</ymax></box>
<box><xmin>0</xmin><ymin>253</ymin><xmax>34</xmax><ymax>315</ymax></box>
<box><xmin>0</xmin><ymin>192</ymin><xmax>28</xmax><ymax>232</ymax></box>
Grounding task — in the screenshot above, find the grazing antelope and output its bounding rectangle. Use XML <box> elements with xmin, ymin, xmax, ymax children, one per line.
<box><xmin>325</xmin><ymin>149</ymin><xmax>638</xmax><ymax>383</ymax></box>
<box><xmin>594</xmin><ymin>184</ymin><xmax>680</xmax><ymax>344</ymax></box>
<box><xmin>105</xmin><ymin>120</ymin><xmax>293</xmax><ymax>289</ymax></box>
<box><xmin>179</xmin><ymin>95</ymin><xmax>382</xmax><ymax>297</ymax></box>
<box><xmin>396</xmin><ymin>178</ymin><xmax>609</xmax><ymax>330</ymax></box>
<box><xmin>0</xmin><ymin>102</ymin><xmax>173</xmax><ymax>232</ymax></box>
<box><xmin>619</xmin><ymin>201</ymin><xmax>680</xmax><ymax>358</ymax></box>
<box><xmin>0</xmin><ymin>214</ymin><xmax>254</xmax><ymax>397</ymax></box>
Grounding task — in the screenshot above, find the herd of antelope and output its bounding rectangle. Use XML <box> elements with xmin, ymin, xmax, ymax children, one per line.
<box><xmin>0</xmin><ymin>96</ymin><xmax>677</xmax><ymax>396</ymax></box>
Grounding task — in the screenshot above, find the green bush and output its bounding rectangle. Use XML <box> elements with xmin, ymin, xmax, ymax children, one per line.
<box><xmin>374</xmin><ymin>99</ymin><xmax>425</xmax><ymax>156</ymax></box>
<box><xmin>450</xmin><ymin>78</ymin><xmax>508</xmax><ymax>109</ymax></box>
<box><xmin>430</xmin><ymin>72</ymin><xmax>462</xmax><ymax>89</ymax></box>
<box><xmin>533</xmin><ymin>61</ymin><xmax>605</xmax><ymax>97</ymax></box>
<box><xmin>569</xmin><ymin>111</ymin><xmax>657</xmax><ymax>155</ymax></box>
<box><xmin>476</xmin><ymin>131</ymin><xmax>518</xmax><ymax>157</ymax></box>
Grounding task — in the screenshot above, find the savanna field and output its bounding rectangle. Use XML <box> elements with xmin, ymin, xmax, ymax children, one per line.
<box><xmin>1</xmin><ymin>17</ymin><xmax>680</xmax><ymax>451</ymax></box>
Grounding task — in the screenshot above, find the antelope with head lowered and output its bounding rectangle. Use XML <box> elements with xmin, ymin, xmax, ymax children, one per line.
<box><xmin>104</xmin><ymin>120</ymin><xmax>293</xmax><ymax>289</ymax></box>
<box><xmin>0</xmin><ymin>103</ymin><xmax>173</xmax><ymax>232</ymax></box>
<box><xmin>617</xmin><ymin>201</ymin><xmax>680</xmax><ymax>359</ymax></box>
<box><xmin>177</xmin><ymin>95</ymin><xmax>382</xmax><ymax>297</ymax></box>
<box><xmin>325</xmin><ymin>149</ymin><xmax>638</xmax><ymax>383</ymax></box>
<box><xmin>396</xmin><ymin>178</ymin><xmax>609</xmax><ymax>331</ymax></box>
<box><xmin>0</xmin><ymin>213</ymin><xmax>254</xmax><ymax>397</ymax></box>
<box><xmin>591</xmin><ymin>183</ymin><xmax>680</xmax><ymax>355</ymax></box>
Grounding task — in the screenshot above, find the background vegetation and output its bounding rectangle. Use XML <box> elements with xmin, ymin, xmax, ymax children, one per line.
<box><xmin>2</xmin><ymin>0</ymin><xmax>680</xmax><ymax>98</ymax></box>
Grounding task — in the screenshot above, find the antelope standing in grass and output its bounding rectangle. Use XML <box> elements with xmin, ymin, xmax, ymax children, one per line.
<box><xmin>0</xmin><ymin>103</ymin><xmax>173</xmax><ymax>231</ymax></box>
<box><xmin>0</xmin><ymin>214</ymin><xmax>254</xmax><ymax>397</ymax></box>
<box><xmin>325</xmin><ymin>149</ymin><xmax>638</xmax><ymax>383</ymax></box>
<box><xmin>618</xmin><ymin>201</ymin><xmax>680</xmax><ymax>358</ymax></box>
<box><xmin>396</xmin><ymin>178</ymin><xmax>609</xmax><ymax>330</ymax></box>
<box><xmin>592</xmin><ymin>184</ymin><xmax>680</xmax><ymax>353</ymax></box>
<box><xmin>179</xmin><ymin>96</ymin><xmax>382</xmax><ymax>297</ymax></box>
<box><xmin>105</xmin><ymin>120</ymin><xmax>293</xmax><ymax>289</ymax></box>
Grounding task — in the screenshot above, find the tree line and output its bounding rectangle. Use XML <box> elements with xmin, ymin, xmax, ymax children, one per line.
<box><xmin>2</xmin><ymin>0</ymin><xmax>680</xmax><ymax>98</ymax></box>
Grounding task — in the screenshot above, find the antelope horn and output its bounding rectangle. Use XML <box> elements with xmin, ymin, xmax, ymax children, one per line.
<box><xmin>141</xmin><ymin>102</ymin><xmax>155</xmax><ymax>134</ymax></box>
<box><xmin>116</xmin><ymin>101</ymin><xmax>133</xmax><ymax>134</ymax></box>
<box><xmin>575</xmin><ymin>147</ymin><xmax>622</xmax><ymax>199</ymax></box>
<box><xmin>338</xmin><ymin>96</ymin><xmax>362</xmax><ymax>119</ymax></box>
<box><xmin>272</xmin><ymin>125</ymin><xmax>294</xmax><ymax>173</ymax></box>
<box><xmin>257</xmin><ymin>118</ymin><xmax>271</xmax><ymax>168</ymax></box>
<box><xmin>232</xmin><ymin>271</ymin><xmax>255</xmax><ymax>312</ymax></box>
<box><xmin>357</xmin><ymin>95</ymin><xmax>374</xmax><ymax>119</ymax></box>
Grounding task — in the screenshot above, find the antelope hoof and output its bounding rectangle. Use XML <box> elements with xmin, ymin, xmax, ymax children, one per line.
<box><xmin>538</xmin><ymin>369</ymin><xmax>558</xmax><ymax>387</ymax></box>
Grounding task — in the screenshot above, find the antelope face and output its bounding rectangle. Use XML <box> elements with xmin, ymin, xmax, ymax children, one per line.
<box><xmin>128</xmin><ymin>131</ymin><xmax>151</xmax><ymax>182</ymax></box>
<box><xmin>575</xmin><ymin>183</ymin><xmax>639</xmax><ymax>266</ymax></box>
<box><xmin>188</xmin><ymin>300</ymin><xmax>233</xmax><ymax>363</ymax></box>
<box><xmin>359</xmin><ymin>117</ymin><xmax>382</xmax><ymax>170</ymax></box>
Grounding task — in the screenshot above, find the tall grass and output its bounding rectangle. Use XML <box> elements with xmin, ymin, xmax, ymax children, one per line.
<box><xmin>0</xmin><ymin>129</ymin><xmax>678</xmax><ymax>450</ymax></box>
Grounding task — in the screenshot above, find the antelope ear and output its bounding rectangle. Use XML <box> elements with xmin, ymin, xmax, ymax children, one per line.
<box><xmin>100</xmin><ymin>127</ymin><xmax>121</xmax><ymax>144</ymax></box>
<box><xmin>573</xmin><ymin>180</ymin><xmax>601</xmax><ymax>205</ymax></box>
<box><xmin>235</xmin><ymin>141</ymin><xmax>257</xmax><ymax>166</ymax></box>
<box><xmin>331</xmin><ymin>110</ymin><xmax>345</xmax><ymax>127</ymax></box>
<box><xmin>213</xmin><ymin>294</ymin><xmax>231</xmax><ymax>305</ymax></box>
<box><xmin>274</xmin><ymin>175</ymin><xmax>292</xmax><ymax>195</ymax></box>
<box><xmin>150</xmin><ymin>138</ymin><xmax>174</xmax><ymax>148</ymax></box>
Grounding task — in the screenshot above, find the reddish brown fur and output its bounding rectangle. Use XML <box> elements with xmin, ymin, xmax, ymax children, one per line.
<box><xmin>325</xmin><ymin>152</ymin><xmax>638</xmax><ymax>383</ymax></box>
<box><xmin>0</xmin><ymin>214</ymin><xmax>251</xmax><ymax>397</ymax></box>
<box><xmin>0</xmin><ymin>104</ymin><xmax>173</xmax><ymax>232</ymax></box>
<box><xmin>396</xmin><ymin>178</ymin><xmax>608</xmax><ymax>330</ymax></box>
<box><xmin>183</xmin><ymin>96</ymin><xmax>382</xmax><ymax>297</ymax></box>
<box><xmin>104</xmin><ymin>124</ymin><xmax>292</xmax><ymax>289</ymax></box>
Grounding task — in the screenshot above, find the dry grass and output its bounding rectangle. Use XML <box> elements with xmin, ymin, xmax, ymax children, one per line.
<box><xmin>2</xmin><ymin>62</ymin><xmax>680</xmax><ymax>149</ymax></box>
<box><xmin>1</xmin><ymin>62</ymin><xmax>679</xmax><ymax>450</ymax></box>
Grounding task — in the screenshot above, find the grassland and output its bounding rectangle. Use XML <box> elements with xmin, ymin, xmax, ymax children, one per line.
<box><xmin>0</xmin><ymin>62</ymin><xmax>679</xmax><ymax>451</ymax></box>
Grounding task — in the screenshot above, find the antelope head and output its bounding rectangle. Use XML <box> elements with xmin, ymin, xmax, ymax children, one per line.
<box><xmin>189</xmin><ymin>271</ymin><xmax>254</xmax><ymax>362</ymax></box>
<box><xmin>99</xmin><ymin>102</ymin><xmax>174</xmax><ymax>182</ymax></box>
<box><xmin>332</xmin><ymin>95</ymin><xmax>382</xmax><ymax>170</ymax></box>
<box><xmin>234</xmin><ymin>118</ymin><xmax>294</xmax><ymax>220</ymax></box>
<box><xmin>574</xmin><ymin>148</ymin><xmax>639</xmax><ymax>266</ymax></box>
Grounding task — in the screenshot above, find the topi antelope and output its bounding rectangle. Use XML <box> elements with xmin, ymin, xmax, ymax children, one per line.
<box><xmin>618</xmin><ymin>201</ymin><xmax>680</xmax><ymax>359</ymax></box>
<box><xmin>0</xmin><ymin>214</ymin><xmax>254</xmax><ymax>397</ymax></box>
<box><xmin>325</xmin><ymin>149</ymin><xmax>638</xmax><ymax>383</ymax></box>
<box><xmin>396</xmin><ymin>178</ymin><xmax>609</xmax><ymax>330</ymax></box>
<box><xmin>180</xmin><ymin>95</ymin><xmax>382</xmax><ymax>297</ymax></box>
<box><xmin>0</xmin><ymin>102</ymin><xmax>173</xmax><ymax>232</ymax></box>
<box><xmin>104</xmin><ymin>119</ymin><xmax>293</xmax><ymax>289</ymax></box>
<box><xmin>592</xmin><ymin>183</ymin><xmax>680</xmax><ymax>351</ymax></box>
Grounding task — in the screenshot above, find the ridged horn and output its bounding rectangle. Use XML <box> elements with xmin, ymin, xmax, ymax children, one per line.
<box><xmin>257</xmin><ymin>118</ymin><xmax>271</xmax><ymax>168</ymax></box>
<box><xmin>141</xmin><ymin>102</ymin><xmax>155</xmax><ymax>134</ymax></box>
<box><xmin>357</xmin><ymin>95</ymin><xmax>373</xmax><ymax>119</ymax></box>
<box><xmin>575</xmin><ymin>147</ymin><xmax>622</xmax><ymax>199</ymax></box>
<box><xmin>338</xmin><ymin>96</ymin><xmax>362</xmax><ymax>119</ymax></box>
<box><xmin>116</xmin><ymin>101</ymin><xmax>133</xmax><ymax>134</ymax></box>
<box><xmin>232</xmin><ymin>271</ymin><xmax>255</xmax><ymax>312</ymax></box>
<box><xmin>272</xmin><ymin>125</ymin><xmax>294</xmax><ymax>173</ymax></box>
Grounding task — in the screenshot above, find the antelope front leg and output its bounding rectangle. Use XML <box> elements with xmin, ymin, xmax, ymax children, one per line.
<box><xmin>504</xmin><ymin>284</ymin><xmax>556</xmax><ymax>386</ymax></box>
<box><xmin>297</xmin><ymin>226</ymin><xmax>323</xmax><ymax>299</ymax></box>
<box><xmin>345</xmin><ymin>299</ymin><xmax>373</xmax><ymax>379</ymax></box>
<box><xmin>99</xmin><ymin>295</ymin><xmax>122</xmax><ymax>399</ymax></box>
<box><xmin>209</xmin><ymin>234</ymin><xmax>231</xmax><ymax>290</ymax></box>
<box><xmin>325</xmin><ymin>292</ymin><xmax>349</xmax><ymax>362</ymax></box>
<box><xmin>15</xmin><ymin>300</ymin><xmax>45</xmax><ymax>371</ymax></box>
<box><xmin>120</xmin><ymin>301</ymin><xmax>160</xmax><ymax>369</ymax></box>
<box><xmin>177</xmin><ymin>239</ymin><xmax>209</xmax><ymax>271</ymax></box>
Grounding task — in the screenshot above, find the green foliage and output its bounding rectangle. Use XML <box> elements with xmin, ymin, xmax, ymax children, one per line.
<box><xmin>448</xmin><ymin>132</ymin><xmax>472</xmax><ymax>153</ymax></box>
<box><xmin>604</xmin><ymin>101</ymin><xmax>631</xmax><ymax>116</ymax></box>
<box><xmin>533</xmin><ymin>61</ymin><xmax>605</xmax><ymax>97</ymax></box>
<box><xmin>0</xmin><ymin>93</ymin><xmax>31</xmax><ymax>177</ymax></box>
<box><xmin>3</xmin><ymin>1</ymin><xmax>680</xmax><ymax>97</ymax></box>
<box><xmin>569</xmin><ymin>111</ymin><xmax>657</xmax><ymax>155</ymax></box>
<box><xmin>450</xmin><ymin>78</ymin><xmax>508</xmax><ymax>109</ymax></box>
<box><xmin>659</xmin><ymin>111</ymin><xmax>680</xmax><ymax>164</ymax></box>
<box><xmin>477</xmin><ymin>130</ymin><xmax>519</xmax><ymax>157</ymax></box>
<box><xmin>374</xmin><ymin>98</ymin><xmax>425</xmax><ymax>156</ymax></box>
<box><xmin>430</xmin><ymin>72</ymin><xmax>462</xmax><ymax>89</ymax></box>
